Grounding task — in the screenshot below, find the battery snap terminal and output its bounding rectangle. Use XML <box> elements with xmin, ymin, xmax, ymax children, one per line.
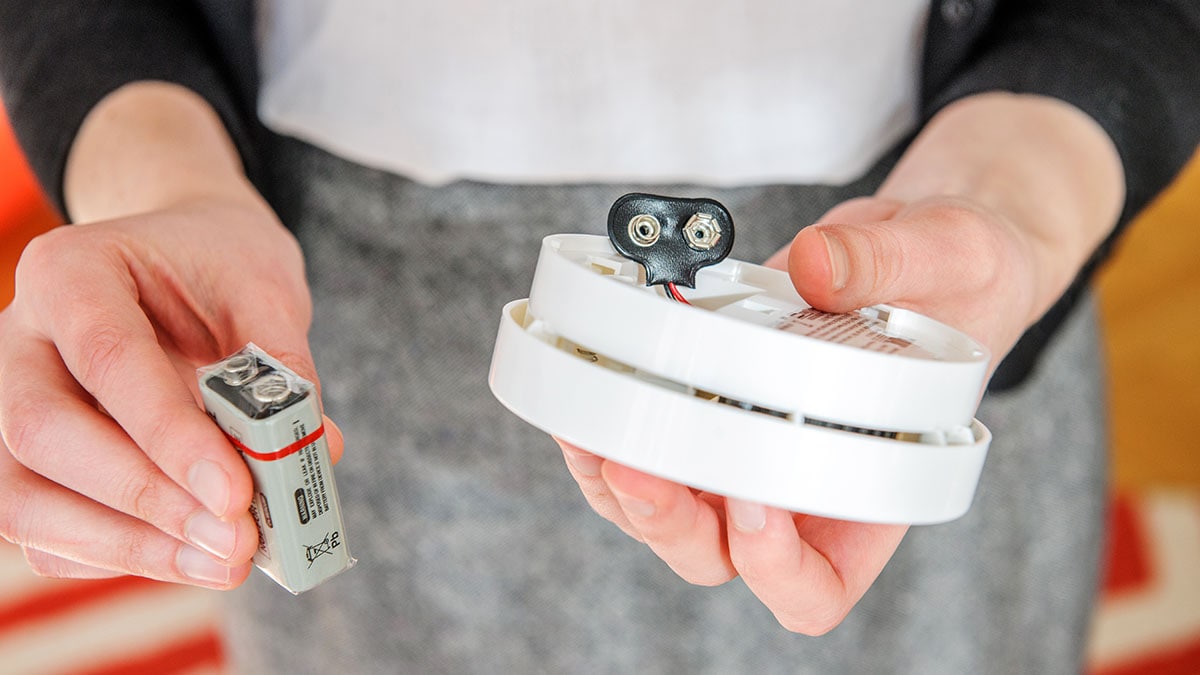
<box><xmin>607</xmin><ymin>193</ymin><xmax>735</xmax><ymax>289</ymax></box>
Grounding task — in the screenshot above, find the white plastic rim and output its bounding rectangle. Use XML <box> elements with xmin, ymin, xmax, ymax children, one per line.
<box><xmin>527</xmin><ymin>234</ymin><xmax>989</xmax><ymax>432</ymax></box>
<box><xmin>488</xmin><ymin>234</ymin><xmax>994</xmax><ymax>524</ymax></box>
<box><xmin>490</xmin><ymin>301</ymin><xmax>990</xmax><ymax>524</ymax></box>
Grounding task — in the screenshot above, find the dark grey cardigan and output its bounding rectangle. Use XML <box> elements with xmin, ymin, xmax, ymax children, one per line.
<box><xmin>1</xmin><ymin>0</ymin><xmax>1198</xmax><ymax>388</ymax></box>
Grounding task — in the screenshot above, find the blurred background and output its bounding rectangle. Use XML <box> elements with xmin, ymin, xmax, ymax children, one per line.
<box><xmin>0</xmin><ymin>99</ymin><xmax>1197</xmax><ymax>673</ymax></box>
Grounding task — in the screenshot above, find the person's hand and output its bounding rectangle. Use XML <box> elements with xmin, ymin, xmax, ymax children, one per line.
<box><xmin>559</xmin><ymin>93</ymin><xmax>1125</xmax><ymax>633</ymax></box>
<box><xmin>0</xmin><ymin>194</ymin><xmax>344</xmax><ymax>588</ymax></box>
<box><xmin>557</xmin><ymin>193</ymin><xmax>1053</xmax><ymax>633</ymax></box>
<box><xmin>558</xmin><ymin>194</ymin><xmax>1041</xmax><ymax>634</ymax></box>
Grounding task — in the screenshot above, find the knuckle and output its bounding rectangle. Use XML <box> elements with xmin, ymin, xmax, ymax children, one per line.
<box><xmin>728</xmin><ymin>546</ymin><xmax>753</xmax><ymax>577</ymax></box>
<box><xmin>937</xmin><ymin>202</ymin><xmax>991</xmax><ymax>241</ymax></box>
<box><xmin>73</xmin><ymin>322</ymin><xmax>130</xmax><ymax>389</ymax></box>
<box><xmin>926</xmin><ymin>199</ymin><xmax>993</xmax><ymax>247</ymax></box>
<box><xmin>137</xmin><ymin>406</ymin><xmax>180</xmax><ymax>465</ymax></box>
<box><xmin>575</xmin><ymin>483</ymin><xmax>639</xmax><ymax>533</ymax></box>
<box><xmin>776</xmin><ymin>601</ymin><xmax>850</xmax><ymax>636</ymax></box>
<box><xmin>579</xmin><ymin>480</ymin><xmax>615</xmax><ymax>507</ymax></box>
<box><xmin>926</xmin><ymin>203</ymin><xmax>1001</xmax><ymax>280</ymax></box>
<box><xmin>120</xmin><ymin>465</ymin><xmax>166</xmax><ymax>524</ymax></box>
<box><xmin>857</xmin><ymin>227</ymin><xmax>905</xmax><ymax>297</ymax></box>
<box><xmin>14</xmin><ymin>227</ymin><xmax>74</xmax><ymax>283</ymax></box>
<box><xmin>15</xmin><ymin>228</ymin><xmax>107</xmax><ymax>296</ymax></box>
<box><xmin>115</xmin><ymin>527</ymin><xmax>155</xmax><ymax>578</ymax></box>
<box><xmin>0</xmin><ymin>390</ymin><xmax>55</xmax><ymax>469</ymax></box>
<box><xmin>638</xmin><ymin>505</ymin><xmax>697</xmax><ymax>549</ymax></box>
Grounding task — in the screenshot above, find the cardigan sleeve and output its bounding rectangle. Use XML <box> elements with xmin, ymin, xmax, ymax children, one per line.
<box><xmin>922</xmin><ymin>0</ymin><xmax>1200</xmax><ymax>390</ymax></box>
<box><xmin>0</xmin><ymin>1</ymin><xmax>263</xmax><ymax>218</ymax></box>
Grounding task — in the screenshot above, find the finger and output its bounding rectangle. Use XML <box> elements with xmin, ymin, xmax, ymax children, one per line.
<box><xmin>0</xmin><ymin>451</ymin><xmax>252</xmax><ymax>589</ymax></box>
<box><xmin>223</xmin><ymin>292</ymin><xmax>346</xmax><ymax>466</ymax></box>
<box><xmin>787</xmin><ymin>201</ymin><xmax>1005</xmax><ymax>314</ymax></box>
<box><xmin>224</xmin><ymin>284</ymin><xmax>319</xmax><ymax>391</ymax></box>
<box><xmin>0</xmin><ymin>336</ymin><xmax>259</xmax><ymax>566</ymax></box>
<box><xmin>324</xmin><ymin>415</ymin><xmax>345</xmax><ymax>465</ymax></box>
<box><xmin>18</xmin><ymin>234</ymin><xmax>254</xmax><ymax>520</ymax></box>
<box><xmin>725</xmin><ymin>500</ymin><xmax>906</xmax><ymax>635</ymax></box>
<box><xmin>23</xmin><ymin>547</ymin><xmax>125</xmax><ymax>580</ymax></box>
<box><xmin>555</xmin><ymin>440</ymin><xmax>642</xmax><ymax>542</ymax></box>
<box><xmin>601</xmin><ymin>462</ymin><xmax>736</xmax><ymax>586</ymax></box>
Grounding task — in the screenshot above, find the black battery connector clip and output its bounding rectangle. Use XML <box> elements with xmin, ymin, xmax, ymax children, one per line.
<box><xmin>606</xmin><ymin>193</ymin><xmax>735</xmax><ymax>289</ymax></box>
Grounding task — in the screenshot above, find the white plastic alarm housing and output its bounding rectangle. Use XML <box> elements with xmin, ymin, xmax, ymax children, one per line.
<box><xmin>488</xmin><ymin>234</ymin><xmax>992</xmax><ymax>524</ymax></box>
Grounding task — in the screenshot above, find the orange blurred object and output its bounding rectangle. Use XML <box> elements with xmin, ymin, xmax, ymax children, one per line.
<box><xmin>1096</xmin><ymin>151</ymin><xmax>1200</xmax><ymax>489</ymax></box>
<box><xmin>0</xmin><ymin>102</ymin><xmax>61</xmax><ymax>307</ymax></box>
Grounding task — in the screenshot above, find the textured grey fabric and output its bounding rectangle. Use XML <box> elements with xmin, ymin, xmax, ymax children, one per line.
<box><xmin>224</xmin><ymin>136</ymin><xmax>1107</xmax><ymax>674</ymax></box>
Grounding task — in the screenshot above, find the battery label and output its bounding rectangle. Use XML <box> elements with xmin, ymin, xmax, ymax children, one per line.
<box><xmin>298</xmin><ymin>441</ymin><xmax>332</xmax><ymax>521</ymax></box>
<box><xmin>774</xmin><ymin>308</ymin><xmax>938</xmax><ymax>359</ymax></box>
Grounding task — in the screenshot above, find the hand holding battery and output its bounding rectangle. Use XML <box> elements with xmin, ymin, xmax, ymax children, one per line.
<box><xmin>0</xmin><ymin>195</ymin><xmax>339</xmax><ymax>589</ymax></box>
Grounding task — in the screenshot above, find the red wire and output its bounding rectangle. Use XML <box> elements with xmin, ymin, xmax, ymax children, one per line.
<box><xmin>666</xmin><ymin>282</ymin><xmax>692</xmax><ymax>305</ymax></box>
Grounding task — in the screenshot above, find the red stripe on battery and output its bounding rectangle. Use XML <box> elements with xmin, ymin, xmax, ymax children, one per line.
<box><xmin>225</xmin><ymin>424</ymin><xmax>325</xmax><ymax>461</ymax></box>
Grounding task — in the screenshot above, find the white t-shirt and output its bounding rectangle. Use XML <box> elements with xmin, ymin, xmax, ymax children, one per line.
<box><xmin>257</xmin><ymin>1</ymin><xmax>929</xmax><ymax>186</ymax></box>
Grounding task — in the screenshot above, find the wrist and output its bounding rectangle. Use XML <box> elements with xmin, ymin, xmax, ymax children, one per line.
<box><xmin>64</xmin><ymin>80</ymin><xmax>260</xmax><ymax>223</ymax></box>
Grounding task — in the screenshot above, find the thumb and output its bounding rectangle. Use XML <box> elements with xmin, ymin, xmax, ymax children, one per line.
<box><xmin>787</xmin><ymin>223</ymin><xmax>898</xmax><ymax>312</ymax></box>
<box><xmin>323</xmin><ymin>415</ymin><xmax>345</xmax><ymax>465</ymax></box>
<box><xmin>787</xmin><ymin>203</ymin><xmax>993</xmax><ymax>314</ymax></box>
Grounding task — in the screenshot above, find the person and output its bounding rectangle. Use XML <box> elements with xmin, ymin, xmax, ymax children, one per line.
<box><xmin>0</xmin><ymin>2</ymin><xmax>1197</xmax><ymax>672</ymax></box>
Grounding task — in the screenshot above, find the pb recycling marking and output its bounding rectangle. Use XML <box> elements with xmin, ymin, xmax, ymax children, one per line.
<box><xmin>303</xmin><ymin>531</ymin><xmax>342</xmax><ymax>568</ymax></box>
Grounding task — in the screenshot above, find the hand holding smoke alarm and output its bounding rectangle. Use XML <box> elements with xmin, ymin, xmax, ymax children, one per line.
<box><xmin>490</xmin><ymin>193</ymin><xmax>991</xmax><ymax>525</ymax></box>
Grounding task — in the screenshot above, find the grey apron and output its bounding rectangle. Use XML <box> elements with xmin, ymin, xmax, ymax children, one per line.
<box><xmin>225</xmin><ymin>135</ymin><xmax>1107</xmax><ymax>674</ymax></box>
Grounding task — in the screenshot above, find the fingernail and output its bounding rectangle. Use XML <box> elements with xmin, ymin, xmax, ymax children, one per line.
<box><xmin>177</xmin><ymin>546</ymin><xmax>232</xmax><ymax>585</ymax></box>
<box><xmin>613</xmin><ymin>490</ymin><xmax>657</xmax><ymax>518</ymax></box>
<box><xmin>185</xmin><ymin>510</ymin><xmax>238</xmax><ymax>560</ymax></box>
<box><xmin>563</xmin><ymin>450</ymin><xmax>602</xmax><ymax>477</ymax></box>
<box><xmin>188</xmin><ymin>460</ymin><xmax>231</xmax><ymax>518</ymax></box>
<box><xmin>728</xmin><ymin>498</ymin><xmax>766</xmax><ymax>533</ymax></box>
<box><xmin>822</xmin><ymin>232</ymin><xmax>849</xmax><ymax>291</ymax></box>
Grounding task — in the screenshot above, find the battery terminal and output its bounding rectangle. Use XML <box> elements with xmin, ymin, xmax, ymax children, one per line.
<box><xmin>250</xmin><ymin>373</ymin><xmax>293</xmax><ymax>404</ymax></box>
<box><xmin>220</xmin><ymin>354</ymin><xmax>260</xmax><ymax>386</ymax></box>
<box><xmin>628</xmin><ymin>214</ymin><xmax>662</xmax><ymax>247</ymax></box>
<box><xmin>683</xmin><ymin>213</ymin><xmax>721</xmax><ymax>251</ymax></box>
